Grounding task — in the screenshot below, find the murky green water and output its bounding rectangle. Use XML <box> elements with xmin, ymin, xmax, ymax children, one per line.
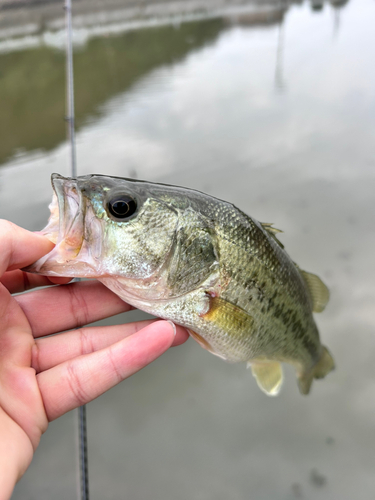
<box><xmin>0</xmin><ymin>19</ymin><xmax>224</xmax><ymax>165</ymax></box>
<box><xmin>2</xmin><ymin>0</ymin><xmax>375</xmax><ymax>499</ymax></box>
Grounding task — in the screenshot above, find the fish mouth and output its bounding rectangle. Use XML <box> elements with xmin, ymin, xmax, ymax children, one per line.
<box><xmin>25</xmin><ymin>173</ymin><xmax>102</xmax><ymax>278</ymax></box>
<box><xmin>44</xmin><ymin>173</ymin><xmax>83</xmax><ymax>247</ymax></box>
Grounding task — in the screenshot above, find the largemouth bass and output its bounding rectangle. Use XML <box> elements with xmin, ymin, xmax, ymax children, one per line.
<box><xmin>27</xmin><ymin>173</ymin><xmax>334</xmax><ymax>396</ymax></box>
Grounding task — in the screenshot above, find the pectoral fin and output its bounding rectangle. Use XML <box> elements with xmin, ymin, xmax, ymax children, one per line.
<box><xmin>189</xmin><ymin>296</ymin><xmax>254</xmax><ymax>360</ymax></box>
<box><xmin>247</xmin><ymin>360</ymin><xmax>283</xmax><ymax>396</ymax></box>
<box><xmin>300</xmin><ymin>270</ymin><xmax>330</xmax><ymax>313</ymax></box>
<box><xmin>203</xmin><ymin>296</ymin><xmax>254</xmax><ymax>336</ymax></box>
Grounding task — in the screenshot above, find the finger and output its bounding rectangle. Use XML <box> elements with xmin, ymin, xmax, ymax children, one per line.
<box><xmin>37</xmin><ymin>321</ymin><xmax>176</xmax><ymax>421</ymax></box>
<box><xmin>1</xmin><ymin>270</ymin><xmax>72</xmax><ymax>294</ymax></box>
<box><xmin>0</xmin><ymin>284</ymin><xmax>34</xmax><ymax>359</ymax></box>
<box><xmin>0</xmin><ymin>220</ymin><xmax>54</xmax><ymax>276</ymax></box>
<box><xmin>16</xmin><ymin>281</ymin><xmax>131</xmax><ymax>337</ymax></box>
<box><xmin>32</xmin><ymin>320</ymin><xmax>189</xmax><ymax>372</ymax></box>
<box><xmin>48</xmin><ymin>277</ymin><xmax>75</xmax><ymax>285</ymax></box>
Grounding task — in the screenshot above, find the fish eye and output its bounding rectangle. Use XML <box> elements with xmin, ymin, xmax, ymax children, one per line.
<box><xmin>107</xmin><ymin>195</ymin><xmax>137</xmax><ymax>219</ymax></box>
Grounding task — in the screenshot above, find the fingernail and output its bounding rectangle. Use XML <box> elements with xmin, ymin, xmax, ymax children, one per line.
<box><xmin>167</xmin><ymin>320</ymin><xmax>176</xmax><ymax>338</ymax></box>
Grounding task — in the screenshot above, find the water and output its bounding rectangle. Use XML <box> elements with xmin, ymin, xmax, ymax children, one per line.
<box><xmin>2</xmin><ymin>0</ymin><xmax>375</xmax><ymax>498</ymax></box>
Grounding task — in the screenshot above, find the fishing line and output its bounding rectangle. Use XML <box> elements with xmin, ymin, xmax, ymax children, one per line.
<box><xmin>65</xmin><ymin>0</ymin><xmax>77</xmax><ymax>177</ymax></box>
<box><xmin>64</xmin><ymin>0</ymin><xmax>89</xmax><ymax>499</ymax></box>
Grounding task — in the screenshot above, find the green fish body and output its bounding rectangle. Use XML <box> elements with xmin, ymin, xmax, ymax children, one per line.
<box><xmin>28</xmin><ymin>174</ymin><xmax>334</xmax><ymax>396</ymax></box>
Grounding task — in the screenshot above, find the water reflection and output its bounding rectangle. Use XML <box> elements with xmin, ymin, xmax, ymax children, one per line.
<box><xmin>0</xmin><ymin>19</ymin><xmax>225</xmax><ymax>165</ymax></box>
<box><xmin>1</xmin><ymin>0</ymin><xmax>369</xmax><ymax>224</ymax></box>
<box><xmin>0</xmin><ymin>0</ymin><xmax>353</xmax><ymax>167</ymax></box>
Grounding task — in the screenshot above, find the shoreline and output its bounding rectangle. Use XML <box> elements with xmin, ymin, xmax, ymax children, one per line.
<box><xmin>0</xmin><ymin>0</ymin><xmax>289</xmax><ymax>49</ymax></box>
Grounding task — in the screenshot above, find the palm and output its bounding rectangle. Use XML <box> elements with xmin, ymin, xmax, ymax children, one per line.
<box><xmin>0</xmin><ymin>286</ymin><xmax>47</xmax><ymax>442</ymax></box>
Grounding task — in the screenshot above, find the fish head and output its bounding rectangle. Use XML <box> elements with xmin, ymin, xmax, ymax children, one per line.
<box><xmin>27</xmin><ymin>173</ymin><xmax>179</xmax><ymax>280</ymax></box>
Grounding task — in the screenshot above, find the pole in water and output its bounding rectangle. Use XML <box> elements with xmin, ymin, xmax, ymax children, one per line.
<box><xmin>64</xmin><ymin>1</ymin><xmax>89</xmax><ymax>499</ymax></box>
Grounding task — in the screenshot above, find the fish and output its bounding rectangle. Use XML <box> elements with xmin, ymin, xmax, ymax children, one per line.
<box><xmin>26</xmin><ymin>173</ymin><xmax>335</xmax><ymax>396</ymax></box>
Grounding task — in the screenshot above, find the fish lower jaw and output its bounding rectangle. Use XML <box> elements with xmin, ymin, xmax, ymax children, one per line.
<box><xmin>25</xmin><ymin>243</ymin><xmax>104</xmax><ymax>278</ymax></box>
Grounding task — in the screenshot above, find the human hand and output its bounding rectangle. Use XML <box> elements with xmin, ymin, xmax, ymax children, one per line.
<box><xmin>0</xmin><ymin>220</ymin><xmax>189</xmax><ymax>500</ymax></box>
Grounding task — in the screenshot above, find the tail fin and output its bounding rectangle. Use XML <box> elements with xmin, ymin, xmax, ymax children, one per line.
<box><xmin>297</xmin><ymin>346</ymin><xmax>335</xmax><ymax>395</ymax></box>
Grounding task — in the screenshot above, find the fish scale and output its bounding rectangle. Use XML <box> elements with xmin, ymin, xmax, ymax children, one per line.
<box><xmin>26</xmin><ymin>173</ymin><xmax>335</xmax><ymax>396</ymax></box>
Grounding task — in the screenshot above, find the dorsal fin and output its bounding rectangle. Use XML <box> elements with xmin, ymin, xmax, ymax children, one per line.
<box><xmin>300</xmin><ymin>270</ymin><xmax>330</xmax><ymax>313</ymax></box>
<box><xmin>260</xmin><ymin>222</ymin><xmax>284</xmax><ymax>249</ymax></box>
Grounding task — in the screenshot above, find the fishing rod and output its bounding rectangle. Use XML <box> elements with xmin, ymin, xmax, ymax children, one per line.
<box><xmin>64</xmin><ymin>0</ymin><xmax>89</xmax><ymax>498</ymax></box>
<box><xmin>65</xmin><ymin>0</ymin><xmax>77</xmax><ymax>177</ymax></box>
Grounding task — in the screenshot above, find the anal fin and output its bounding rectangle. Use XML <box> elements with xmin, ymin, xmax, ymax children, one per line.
<box><xmin>247</xmin><ymin>360</ymin><xmax>283</xmax><ymax>396</ymax></box>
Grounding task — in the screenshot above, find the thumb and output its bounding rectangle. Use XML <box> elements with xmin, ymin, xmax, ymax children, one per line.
<box><xmin>0</xmin><ymin>220</ymin><xmax>54</xmax><ymax>276</ymax></box>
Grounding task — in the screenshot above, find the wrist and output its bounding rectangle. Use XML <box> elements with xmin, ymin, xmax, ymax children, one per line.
<box><xmin>0</xmin><ymin>409</ymin><xmax>34</xmax><ymax>500</ymax></box>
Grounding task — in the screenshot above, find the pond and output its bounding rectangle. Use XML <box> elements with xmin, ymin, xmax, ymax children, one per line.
<box><xmin>1</xmin><ymin>0</ymin><xmax>374</xmax><ymax>498</ymax></box>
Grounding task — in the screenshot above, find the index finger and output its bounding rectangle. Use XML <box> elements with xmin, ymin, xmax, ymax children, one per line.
<box><xmin>37</xmin><ymin>320</ymin><xmax>177</xmax><ymax>421</ymax></box>
<box><xmin>0</xmin><ymin>220</ymin><xmax>54</xmax><ymax>276</ymax></box>
<box><xmin>1</xmin><ymin>269</ymin><xmax>72</xmax><ymax>294</ymax></box>
<box><xmin>15</xmin><ymin>280</ymin><xmax>132</xmax><ymax>337</ymax></box>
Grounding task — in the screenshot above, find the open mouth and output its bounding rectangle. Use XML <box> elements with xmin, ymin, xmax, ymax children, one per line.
<box><xmin>25</xmin><ymin>174</ymin><xmax>101</xmax><ymax>278</ymax></box>
<box><xmin>43</xmin><ymin>174</ymin><xmax>83</xmax><ymax>247</ymax></box>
